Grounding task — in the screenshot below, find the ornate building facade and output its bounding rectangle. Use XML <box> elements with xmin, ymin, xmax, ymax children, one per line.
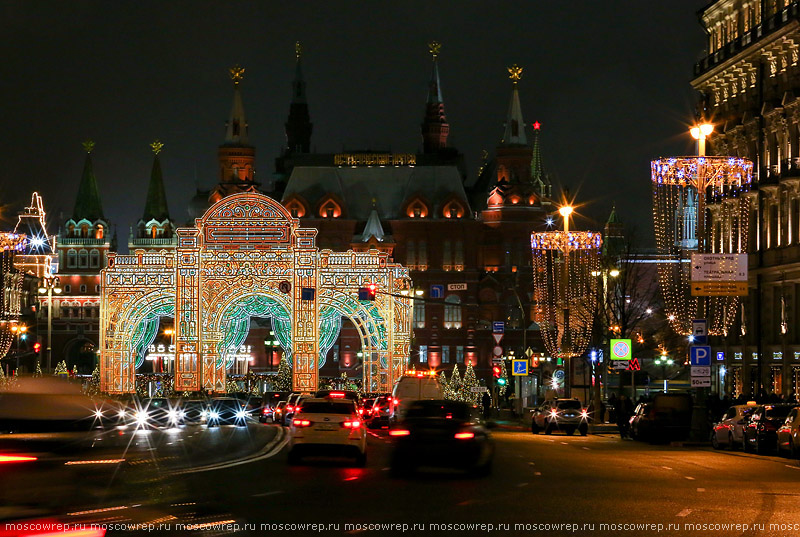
<box><xmin>692</xmin><ymin>0</ymin><xmax>800</xmax><ymax>397</ymax></box>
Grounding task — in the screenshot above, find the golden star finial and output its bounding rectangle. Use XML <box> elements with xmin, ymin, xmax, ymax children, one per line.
<box><xmin>428</xmin><ymin>41</ymin><xmax>441</xmax><ymax>59</ymax></box>
<box><xmin>295</xmin><ymin>41</ymin><xmax>303</xmax><ymax>60</ymax></box>
<box><xmin>150</xmin><ymin>139</ymin><xmax>164</xmax><ymax>155</ymax></box>
<box><xmin>508</xmin><ymin>64</ymin><xmax>523</xmax><ymax>83</ymax></box>
<box><xmin>229</xmin><ymin>64</ymin><xmax>245</xmax><ymax>85</ymax></box>
<box><xmin>82</xmin><ymin>140</ymin><xmax>95</xmax><ymax>154</ymax></box>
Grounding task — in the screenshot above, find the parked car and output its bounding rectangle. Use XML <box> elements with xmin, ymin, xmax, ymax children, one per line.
<box><xmin>629</xmin><ymin>403</ymin><xmax>653</xmax><ymax>440</ymax></box>
<box><xmin>531</xmin><ymin>399</ymin><xmax>588</xmax><ymax>436</ymax></box>
<box><xmin>711</xmin><ymin>403</ymin><xmax>757</xmax><ymax>450</ymax></box>
<box><xmin>743</xmin><ymin>404</ymin><xmax>796</xmax><ymax>454</ymax></box>
<box><xmin>777</xmin><ymin>406</ymin><xmax>800</xmax><ymax>457</ymax></box>
<box><xmin>287</xmin><ymin>398</ymin><xmax>367</xmax><ymax>466</ymax></box>
<box><xmin>645</xmin><ymin>393</ymin><xmax>693</xmax><ymax>442</ymax></box>
<box><xmin>389</xmin><ymin>400</ymin><xmax>494</xmax><ymax>477</ymax></box>
<box><xmin>391</xmin><ymin>372</ymin><xmax>442</xmax><ymax>423</ymax></box>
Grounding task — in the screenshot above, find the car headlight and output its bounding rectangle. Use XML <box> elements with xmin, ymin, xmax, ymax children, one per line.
<box><xmin>209</xmin><ymin>411</ymin><xmax>219</xmax><ymax>420</ymax></box>
<box><xmin>135</xmin><ymin>411</ymin><xmax>148</xmax><ymax>424</ymax></box>
<box><xmin>94</xmin><ymin>410</ymin><xmax>104</xmax><ymax>419</ymax></box>
<box><xmin>168</xmin><ymin>410</ymin><xmax>178</xmax><ymax>421</ymax></box>
<box><xmin>236</xmin><ymin>410</ymin><xmax>247</xmax><ymax>420</ymax></box>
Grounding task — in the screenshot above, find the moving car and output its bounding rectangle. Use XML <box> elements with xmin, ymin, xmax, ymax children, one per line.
<box><xmin>142</xmin><ymin>398</ymin><xmax>184</xmax><ymax>427</ymax></box>
<box><xmin>284</xmin><ymin>393</ymin><xmax>311</xmax><ymax>425</ymax></box>
<box><xmin>389</xmin><ymin>400</ymin><xmax>494</xmax><ymax>477</ymax></box>
<box><xmin>359</xmin><ymin>398</ymin><xmax>375</xmax><ymax>420</ymax></box>
<box><xmin>531</xmin><ymin>399</ymin><xmax>588</xmax><ymax>436</ymax></box>
<box><xmin>368</xmin><ymin>395</ymin><xmax>393</xmax><ymax>429</ymax></box>
<box><xmin>181</xmin><ymin>400</ymin><xmax>208</xmax><ymax>425</ymax></box>
<box><xmin>711</xmin><ymin>403</ymin><xmax>757</xmax><ymax>450</ymax></box>
<box><xmin>287</xmin><ymin>398</ymin><xmax>367</xmax><ymax>466</ymax></box>
<box><xmin>260</xmin><ymin>392</ymin><xmax>290</xmax><ymax>423</ymax></box>
<box><xmin>777</xmin><ymin>406</ymin><xmax>800</xmax><ymax>457</ymax></box>
<box><xmin>206</xmin><ymin>397</ymin><xmax>250</xmax><ymax>427</ymax></box>
<box><xmin>391</xmin><ymin>371</ymin><xmax>442</xmax><ymax>423</ymax></box>
<box><xmin>273</xmin><ymin>401</ymin><xmax>287</xmax><ymax>425</ymax></box>
<box><xmin>644</xmin><ymin>393</ymin><xmax>693</xmax><ymax>442</ymax></box>
<box><xmin>744</xmin><ymin>404</ymin><xmax>796</xmax><ymax>454</ymax></box>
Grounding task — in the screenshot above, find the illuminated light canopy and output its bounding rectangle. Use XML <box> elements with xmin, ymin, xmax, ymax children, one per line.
<box><xmin>651</xmin><ymin>155</ymin><xmax>753</xmax><ymax>335</ymax></box>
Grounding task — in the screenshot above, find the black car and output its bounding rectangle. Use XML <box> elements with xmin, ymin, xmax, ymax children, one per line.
<box><xmin>629</xmin><ymin>403</ymin><xmax>653</xmax><ymax>441</ymax></box>
<box><xmin>389</xmin><ymin>400</ymin><xmax>494</xmax><ymax>477</ymax></box>
<box><xmin>181</xmin><ymin>400</ymin><xmax>209</xmax><ymax>425</ymax></box>
<box><xmin>260</xmin><ymin>392</ymin><xmax>290</xmax><ymax>423</ymax></box>
<box><xmin>206</xmin><ymin>397</ymin><xmax>250</xmax><ymax>427</ymax></box>
<box><xmin>368</xmin><ymin>395</ymin><xmax>393</xmax><ymax>429</ymax></box>
<box><xmin>141</xmin><ymin>398</ymin><xmax>184</xmax><ymax>427</ymax></box>
<box><xmin>744</xmin><ymin>404</ymin><xmax>795</xmax><ymax>454</ymax></box>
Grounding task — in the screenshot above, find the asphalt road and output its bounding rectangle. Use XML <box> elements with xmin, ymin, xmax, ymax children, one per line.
<box><xmin>3</xmin><ymin>423</ymin><xmax>800</xmax><ymax>536</ymax></box>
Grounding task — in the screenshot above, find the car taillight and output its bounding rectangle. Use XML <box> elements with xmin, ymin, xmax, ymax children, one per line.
<box><xmin>342</xmin><ymin>420</ymin><xmax>361</xmax><ymax>428</ymax></box>
<box><xmin>549</xmin><ymin>410</ymin><xmax>557</xmax><ymax>418</ymax></box>
<box><xmin>389</xmin><ymin>429</ymin><xmax>410</xmax><ymax>436</ymax></box>
<box><xmin>581</xmin><ymin>409</ymin><xmax>589</xmax><ymax>418</ymax></box>
<box><xmin>454</xmin><ymin>432</ymin><xmax>475</xmax><ymax>440</ymax></box>
<box><xmin>0</xmin><ymin>454</ymin><xmax>38</xmax><ymax>463</ymax></box>
<box><xmin>393</xmin><ymin>398</ymin><xmax>399</xmax><ymax>405</ymax></box>
<box><xmin>292</xmin><ymin>419</ymin><xmax>311</xmax><ymax>427</ymax></box>
<box><xmin>286</xmin><ymin>405</ymin><xmax>294</xmax><ymax>412</ymax></box>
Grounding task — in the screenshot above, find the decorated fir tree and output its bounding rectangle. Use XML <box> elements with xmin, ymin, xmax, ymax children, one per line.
<box><xmin>33</xmin><ymin>361</ymin><xmax>43</xmax><ymax>378</ymax></box>
<box><xmin>449</xmin><ymin>364</ymin><xmax>461</xmax><ymax>400</ymax></box>
<box><xmin>225</xmin><ymin>377</ymin><xmax>240</xmax><ymax>394</ymax></box>
<box><xmin>0</xmin><ymin>365</ymin><xmax>5</xmax><ymax>388</ymax></box>
<box><xmin>439</xmin><ymin>371</ymin><xmax>451</xmax><ymax>399</ymax></box>
<box><xmin>461</xmin><ymin>362</ymin><xmax>479</xmax><ymax>405</ymax></box>
<box><xmin>275</xmin><ymin>355</ymin><xmax>292</xmax><ymax>391</ymax></box>
<box><xmin>54</xmin><ymin>360</ymin><xmax>68</xmax><ymax>376</ymax></box>
<box><xmin>87</xmin><ymin>365</ymin><xmax>101</xmax><ymax>396</ymax></box>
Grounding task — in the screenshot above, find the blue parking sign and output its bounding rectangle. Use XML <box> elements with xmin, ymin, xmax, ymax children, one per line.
<box><xmin>690</xmin><ymin>346</ymin><xmax>711</xmax><ymax>366</ymax></box>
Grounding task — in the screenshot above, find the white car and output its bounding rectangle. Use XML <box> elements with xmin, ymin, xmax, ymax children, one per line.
<box><xmin>711</xmin><ymin>403</ymin><xmax>757</xmax><ymax>450</ymax></box>
<box><xmin>287</xmin><ymin>398</ymin><xmax>367</xmax><ymax>466</ymax></box>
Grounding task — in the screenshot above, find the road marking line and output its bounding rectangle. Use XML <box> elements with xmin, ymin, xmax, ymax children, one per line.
<box><xmin>560</xmin><ymin>442</ymin><xmax>568</xmax><ymax>445</ymax></box>
<box><xmin>169</xmin><ymin>427</ymin><xmax>287</xmax><ymax>475</ymax></box>
<box><xmin>676</xmin><ymin>509</ymin><xmax>692</xmax><ymax>517</ymax></box>
<box><xmin>661</xmin><ymin>466</ymin><xmax>672</xmax><ymax>470</ymax></box>
<box><xmin>516</xmin><ymin>482</ymin><xmax>529</xmax><ymax>487</ymax></box>
<box><xmin>582</xmin><ymin>447</ymin><xmax>590</xmax><ymax>450</ymax></box>
<box><xmin>534</xmin><ymin>471</ymin><xmax>542</xmax><ymax>476</ymax></box>
<box><xmin>382</xmin><ymin>467</ymin><xmax>390</xmax><ymax>471</ymax></box>
<box><xmin>684</xmin><ymin>476</ymin><xmax>695</xmax><ymax>480</ymax></box>
<box><xmin>696</xmin><ymin>488</ymin><xmax>705</xmax><ymax>492</ymax></box>
<box><xmin>344</xmin><ymin>476</ymin><xmax>358</xmax><ymax>481</ymax></box>
<box><xmin>252</xmin><ymin>491</ymin><xmax>283</xmax><ymax>497</ymax></box>
<box><xmin>785</xmin><ymin>465</ymin><xmax>800</xmax><ymax>471</ymax></box>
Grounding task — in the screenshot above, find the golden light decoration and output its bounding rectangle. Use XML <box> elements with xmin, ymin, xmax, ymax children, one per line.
<box><xmin>150</xmin><ymin>140</ymin><xmax>164</xmax><ymax>155</ymax></box>
<box><xmin>508</xmin><ymin>64</ymin><xmax>523</xmax><ymax>82</ymax></box>
<box><xmin>428</xmin><ymin>40</ymin><xmax>441</xmax><ymax>59</ymax></box>
<box><xmin>229</xmin><ymin>64</ymin><xmax>245</xmax><ymax>85</ymax></box>
<box><xmin>651</xmin><ymin>155</ymin><xmax>753</xmax><ymax>335</ymax></box>
<box><xmin>82</xmin><ymin>140</ymin><xmax>95</xmax><ymax>154</ymax></box>
<box><xmin>100</xmin><ymin>192</ymin><xmax>412</xmax><ymax>395</ymax></box>
<box><xmin>295</xmin><ymin>41</ymin><xmax>303</xmax><ymax>59</ymax></box>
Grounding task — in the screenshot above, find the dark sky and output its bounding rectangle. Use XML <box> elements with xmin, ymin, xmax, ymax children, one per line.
<box><xmin>1</xmin><ymin>1</ymin><xmax>708</xmax><ymax>250</ymax></box>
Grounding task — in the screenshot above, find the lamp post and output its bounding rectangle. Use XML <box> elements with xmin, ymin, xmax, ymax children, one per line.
<box><xmin>654</xmin><ymin>352</ymin><xmax>674</xmax><ymax>393</ymax></box>
<box><xmin>558</xmin><ymin>205</ymin><xmax>574</xmax><ymax>396</ymax></box>
<box><xmin>10</xmin><ymin>324</ymin><xmax>27</xmax><ymax>373</ymax></box>
<box><xmin>689</xmin><ymin>123</ymin><xmax>714</xmax><ymax>318</ymax></box>
<box><xmin>38</xmin><ymin>276</ymin><xmax>61</xmax><ymax>373</ymax></box>
<box><xmin>163</xmin><ymin>328</ymin><xmax>174</xmax><ymax>374</ymax></box>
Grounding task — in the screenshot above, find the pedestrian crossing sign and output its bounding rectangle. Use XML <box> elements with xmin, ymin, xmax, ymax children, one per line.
<box><xmin>512</xmin><ymin>359</ymin><xmax>528</xmax><ymax>376</ymax></box>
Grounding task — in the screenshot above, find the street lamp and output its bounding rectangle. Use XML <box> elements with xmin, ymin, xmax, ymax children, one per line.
<box><xmin>163</xmin><ymin>328</ymin><xmax>175</xmax><ymax>374</ymax></box>
<box><xmin>38</xmin><ymin>276</ymin><xmax>61</xmax><ymax>373</ymax></box>
<box><xmin>10</xmin><ymin>324</ymin><xmax>27</xmax><ymax>373</ymax></box>
<box><xmin>654</xmin><ymin>351</ymin><xmax>674</xmax><ymax>393</ymax></box>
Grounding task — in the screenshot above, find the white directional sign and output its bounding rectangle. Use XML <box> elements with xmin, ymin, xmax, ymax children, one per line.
<box><xmin>691</xmin><ymin>366</ymin><xmax>711</xmax><ymax>377</ymax></box>
<box><xmin>691</xmin><ymin>377</ymin><xmax>711</xmax><ymax>388</ymax></box>
<box><xmin>447</xmin><ymin>283</ymin><xmax>468</xmax><ymax>291</ymax></box>
<box><xmin>470</xmin><ymin>386</ymin><xmax>488</xmax><ymax>393</ymax></box>
<box><xmin>691</xmin><ymin>253</ymin><xmax>747</xmax><ymax>282</ymax></box>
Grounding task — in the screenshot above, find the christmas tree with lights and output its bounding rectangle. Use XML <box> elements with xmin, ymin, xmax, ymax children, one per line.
<box><xmin>439</xmin><ymin>370</ymin><xmax>450</xmax><ymax>399</ymax></box>
<box><xmin>0</xmin><ymin>366</ymin><xmax>5</xmax><ymax>388</ymax></box>
<box><xmin>87</xmin><ymin>365</ymin><xmax>101</xmax><ymax>396</ymax></box>
<box><xmin>33</xmin><ymin>361</ymin><xmax>43</xmax><ymax>377</ymax></box>
<box><xmin>498</xmin><ymin>360</ymin><xmax>508</xmax><ymax>397</ymax></box>
<box><xmin>275</xmin><ymin>355</ymin><xmax>292</xmax><ymax>391</ymax></box>
<box><xmin>461</xmin><ymin>363</ymin><xmax>479</xmax><ymax>405</ymax></box>
<box><xmin>449</xmin><ymin>364</ymin><xmax>461</xmax><ymax>400</ymax></box>
<box><xmin>54</xmin><ymin>360</ymin><xmax>67</xmax><ymax>376</ymax></box>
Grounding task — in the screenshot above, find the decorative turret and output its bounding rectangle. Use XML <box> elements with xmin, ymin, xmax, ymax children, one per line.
<box><xmin>130</xmin><ymin>141</ymin><xmax>176</xmax><ymax>251</ymax></box>
<box><xmin>421</xmin><ymin>41</ymin><xmax>450</xmax><ymax>154</ymax></box>
<box><xmin>210</xmin><ymin>65</ymin><xmax>258</xmax><ymax>204</ymax></box>
<box><xmin>285</xmin><ymin>41</ymin><xmax>313</xmax><ymax>155</ymax></box>
<box><xmin>530</xmin><ymin>121</ymin><xmax>552</xmax><ymax>198</ymax></box>
<box><xmin>603</xmin><ymin>205</ymin><xmax>626</xmax><ymax>258</ymax></box>
<box><xmin>501</xmin><ymin>65</ymin><xmax>527</xmax><ymax>147</ymax></box>
<box><xmin>73</xmin><ymin>140</ymin><xmax>105</xmax><ymax>223</ymax></box>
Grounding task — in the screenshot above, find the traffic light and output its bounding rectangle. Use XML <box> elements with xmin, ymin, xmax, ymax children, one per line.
<box><xmin>492</xmin><ymin>365</ymin><xmax>501</xmax><ymax>378</ymax></box>
<box><xmin>358</xmin><ymin>284</ymin><xmax>377</xmax><ymax>301</ymax></box>
<box><xmin>497</xmin><ymin>377</ymin><xmax>507</xmax><ymax>386</ymax></box>
<box><xmin>33</xmin><ymin>342</ymin><xmax>41</xmax><ymax>354</ymax></box>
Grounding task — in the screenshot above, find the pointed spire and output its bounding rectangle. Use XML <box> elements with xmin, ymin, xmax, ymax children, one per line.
<box><xmin>285</xmin><ymin>42</ymin><xmax>313</xmax><ymax>155</ymax></box>
<box><xmin>501</xmin><ymin>65</ymin><xmax>527</xmax><ymax>146</ymax></box>
<box><xmin>606</xmin><ymin>203</ymin><xmax>621</xmax><ymax>225</ymax></box>
<box><xmin>530</xmin><ymin>121</ymin><xmax>543</xmax><ymax>183</ymax></box>
<box><xmin>361</xmin><ymin>201</ymin><xmax>386</xmax><ymax>243</ymax></box>
<box><xmin>421</xmin><ymin>41</ymin><xmax>449</xmax><ymax>154</ymax></box>
<box><xmin>142</xmin><ymin>140</ymin><xmax>170</xmax><ymax>222</ymax></box>
<box><xmin>72</xmin><ymin>140</ymin><xmax>104</xmax><ymax>221</ymax></box>
<box><xmin>224</xmin><ymin>64</ymin><xmax>249</xmax><ymax>146</ymax></box>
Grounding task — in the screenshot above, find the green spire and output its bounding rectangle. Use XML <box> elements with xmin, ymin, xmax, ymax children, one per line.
<box><xmin>142</xmin><ymin>140</ymin><xmax>170</xmax><ymax>222</ymax></box>
<box><xmin>72</xmin><ymin>140</ymin><xmax>104</xmax><ymax>221</ymax></box>
<box><xmin>530</xmin><ymin>122</ymin><xmax>543</xmax><ymax>184</ymax></box>
<box><xmin>607</xmin><ymin>204</ymin><xmax>621</xmax><ymax>225</ymax></box>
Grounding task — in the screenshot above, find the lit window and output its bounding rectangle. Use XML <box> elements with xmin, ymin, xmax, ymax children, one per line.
<box><xmin>413</xmin><ymin>299</ymin><xmax>425</xmax><ymax>328</ymax></box>
<box><xmin>444</xmin><ymin>295</ymin><xmax>462</xmax><ymax>329</ymax></box>
<box><xmin>442</xmin><ymin>346</ymin><xmax>450</xmax><ymax>364</ymax></box>
<box><xmin>419</xmin><ymin>345</ymin><xmax>428</xmax><ymax>364</ymax></box>
<box><xmin>456</xmin><ymin>346</ymin><xmax>464</xmax><ymax>364</ymax></box>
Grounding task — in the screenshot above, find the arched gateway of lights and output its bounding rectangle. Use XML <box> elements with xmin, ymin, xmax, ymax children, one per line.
<box><xmin>100</xmin><ymin>193</ymin><xmax>413</xmax><ymax>394</ymax></box>
<box><xmin>651</xmin><ymin>155</ymin><xmax>753</xmax><ymax>336</ymax></box>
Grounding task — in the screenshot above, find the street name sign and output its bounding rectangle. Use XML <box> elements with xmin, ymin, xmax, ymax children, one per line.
<box><xmin>690</xmin><ymin>253</ymin><xmax>748</xmax><ymax>296</ymax></box>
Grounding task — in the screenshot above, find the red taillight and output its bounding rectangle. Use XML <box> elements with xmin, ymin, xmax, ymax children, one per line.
<box><xmin>292</xmin><ymin>419</ymin><xmax>311</xmax><ymax>427</ymax></box>
<box><xmin>0</xmin><ymin>454</ymin><xmax>38</xmax><ymax>463</ymax></box>
<box><xmin>389</xmin><ymin>429</ymin><xmax>410</xmax><ymax>436</ymax></box>
<box><xmin>393</xmin><ymin>398</ymin><xmax>399</xmax><ymax>405</ymax></box>
<box><xmin>342</xmin><ymin>420</ymin><xmax>361</xmax><ymax>428</ymax></box>
<box><xmin>286</xmin><ymin>405</ymin><xmax>294</xmax><ymax>412</ymax></box>
<box><xmin>454</xmin><ymin>432</ymin><xmax>475</xmax><ymax>440</ymax></box>
<box><xmin>329</xmin><ymin>392</ymin><xmax>345</xmax><ymax>398</ymax></box>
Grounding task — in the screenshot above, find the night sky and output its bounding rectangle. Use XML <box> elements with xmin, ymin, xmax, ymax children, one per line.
<box><xmin>1</xmin><ymin>1</ymin><xmax>707</xmax><ymax>250</ymax></box>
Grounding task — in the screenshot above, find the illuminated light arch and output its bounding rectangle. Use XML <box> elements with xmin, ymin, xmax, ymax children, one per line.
<box><xmin>101</xmin><ymin>192</ymin><xmax>412</xmax><ymax>394</ymax></box>
<box><xmin>651</xmin><ymin>156</ymin><xmax>753</xmax><ymax>335</ymax></box>
<box><xmin>441</xmin><ymin>196</ymin><xmax>466</xmax><ymax>219</ymax></box>
<box><xmin>316</xmin><ymin>194</ymin><xmax>345</xmax><ymax>219</ymax></box>
<box><xmin>283</xmin><ymin>194</ymin><xmax>310</xmax><ymax>218</ymax></box>
<box><xmin>402</xmin><ymin>195</ymin><xmax>430</xmax><ymax>218</ymax></box>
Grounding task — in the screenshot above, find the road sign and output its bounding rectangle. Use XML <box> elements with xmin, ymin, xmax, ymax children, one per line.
<box><xmin>492</xmin><ymin>333</ymin><xmax>503</xmax><ymax>344</ymax></box>
<box><xmin>626</xmin><ymin>357</ymin><xmax>641</xmax><ymax>371</ymax></box>
<box><xmin>611</xmin><ymin>361</ymin><xmax>628</xmax><ymax>370</ymax></box>
<box><xmin>610</xmin><ymin>339</ymin><xmax>632</xmax><ymax>360</ymax></box>
<box><xmin>716</xmin><ymin>351</ymin><xmax>725</xmax><ymax>361</ymax></box>
<box><xmin>691</xmin><ymin>377</ymin><xmax>711</xmax><ymax>388</ymax></box>
<box><xmin>492</xmin><ymin>321</ymin><xmax>505</xmax><ymax>334</ymax></box>
<box><xmin>689</xmin><ymin>346</ymin><xmax>712</xmax><ymax>366</ymax></box>
<box><xmin>691</xmin><ymin>281</ymin><xmax>748</xmax><ymax>296</ymax></box>
<box><xmin>447</xmin><ymin>283</ymin><xmax>468</xmax><ymax>291</ymax></box>
<box><xmin>492</xmin><ymin>345</ymin><xmax>503</xmax><ymax>357</ymax></box>
<box><xmin>512</xmin><ymin>359</ymin><xmax>528</xmax><ymax>376</ymax></box>
<box><xmin>525</xmin><ymin>347</ymin><xmax>533</xmax><ymax>357</ymax></box>
<box><xmin>430</xmin><ymin>285</ymin><xmax>445</xmax><ymax>299</ymax></box>
<box><xmin>691</xmin><ymin>253</ymin><xmax>747</xmax><ymax>282</ymax></box>
<box><xmin>692</xmin><ymin>319</ymin><xmax>707</xmax><ymax>337</ymax></box>
<box><xmin>470</xmin><ymin>386</ymin><xmax>488</xmax><ymax>393</ymax></box>
<box><xmin>691</xmin><ymin>366</ymin><xmax>711</xmax><ymax>377</ymax></box>
<box><xmin>492</xmin><ymin>356</ymin><xmax>503</xmax><ymax>365</ymax></box>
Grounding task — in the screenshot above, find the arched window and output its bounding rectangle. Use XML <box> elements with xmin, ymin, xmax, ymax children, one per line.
<box><xmin>95</xmin><ymin>224</ymin><xmax>104</xmax><ymax>240</ymax></box>
<box><xmin>63</xmin><ymin>284</ymin><xmax>71</xmax><ymax>294</ymax></box>
<box><xmin>67</xmin><ymin>250</ymin><xmax>77</xmax><ymax>268</ymax></box>
<box><xmin>454</xmin><ymin>241</ymin><xmax>464</xmax><ymax>271</ymax></box>
<box><xmin>89</xmin><ymin>250</ymin><xmax>100</xmax><ymax>268</ymax></box>
<box><xmin>80</xmin><ymin>224</ymin><xmax>89</xmax><ymax>237</ymax></box>
<box><xmin>444</xmin><ymin>295</ymin><xmax>462</xmax><ymax>329</ymax></box>
<box><xmin>78</xmin><ymin>250</ymin><xmax>88</xmax><ymax>268</ymax></box>
<box><xmin>80</xmin><ymin>284</ymin><xmax>87</xmax><ymax>293</ymax></box>
<box><xmin>413</xmin><ymin>299</ymin><xmax>425</xmax><ymax>329</ymax></box>
<box><xmin>406</xmin><ymin>240</ymin><xmax>417</xmax><ymax>270</ymax></box>
<box><xmin>417</xmin><ymin>241</ymin><xmax>428</xmax><ymax>271</ymax></box>
<box><xmin>442</xmin><ymin>241</ymin><xmax>452</xmax><ymax>271</ymax></box>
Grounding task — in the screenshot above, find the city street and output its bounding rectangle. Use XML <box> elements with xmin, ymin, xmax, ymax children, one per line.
<box><xmin>4</xmin><ymin>422</ymin><xmax>800</xmax><ymax>535</ymax></box>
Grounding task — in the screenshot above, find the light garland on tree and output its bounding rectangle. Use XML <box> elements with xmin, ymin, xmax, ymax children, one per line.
<box><xmin>461</xmin><ymin>363</ymin><xmax>479</xmax><ymax>405</ymax></box>
<box><xmin>651</xmin><ymin>156</ymin><xmax>753</xmax><ymax>335</ymax></box>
